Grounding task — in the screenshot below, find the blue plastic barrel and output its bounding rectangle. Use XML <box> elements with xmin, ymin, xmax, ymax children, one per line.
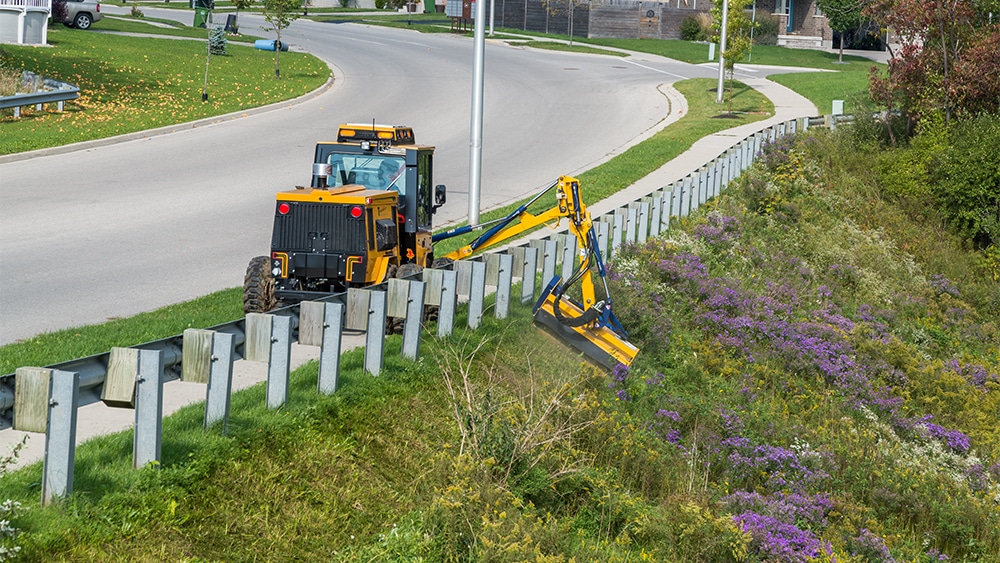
<box><xmin>254</xmin><ymin>39</ymin><xmax>288</xmax><ymax>52</ymax></box>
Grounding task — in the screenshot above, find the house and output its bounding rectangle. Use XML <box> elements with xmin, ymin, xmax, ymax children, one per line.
<box><xmin>0</xmin><ymin>0</ymin><xmax>51</xmax><ymax>45</ymax></box>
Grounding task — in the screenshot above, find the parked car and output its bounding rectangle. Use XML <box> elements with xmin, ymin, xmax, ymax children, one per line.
<box><xmin>53</xmin><ymin>0</ymin><xmax>103</xmax><ymax>30</ymax></box>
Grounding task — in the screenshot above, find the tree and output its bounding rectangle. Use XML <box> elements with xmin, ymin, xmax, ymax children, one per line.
<box><xmin>865</xmin><ymin>0</ymin><xmax>999</xmax><ymax>135</ymax></box>
<box><xmin>231</xmin><ymin>0</ymin><xmax>254</xmax><ymax>29</ymax></box>
<box><xmin>816</xmin><ymin>0</ymin><xmax>865</xmax><ymax>62</ymax></box>
<box><xmin>261</xmin><ymin>0</ymin><xmax>301</xmax><ymax>79</ymax></box>
<box><xmin>712</xmin><ymin>0</ymin><xmax>757</xmax><ymax>113</ymax></box>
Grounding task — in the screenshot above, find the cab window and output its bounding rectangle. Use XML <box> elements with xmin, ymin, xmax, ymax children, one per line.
<box><xmin>327</xmin><ymin>154</ymin><xmax>406</xmax><ymax>195</ymax></box>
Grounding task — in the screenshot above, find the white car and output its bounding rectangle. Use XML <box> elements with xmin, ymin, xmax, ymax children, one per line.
<box><xmin>55</xmin><ymin>0</ymin><xmax>103</xmax><ymax>30</ymax></box>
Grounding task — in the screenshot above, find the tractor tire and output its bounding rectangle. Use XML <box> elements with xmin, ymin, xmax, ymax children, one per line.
<box><xmin>431</xmin><ymin>257</ymin><xmax>454</xmax><ymax>270</ymax></box>
<box><xmin>397</xmin><ymin>262</ymin><xmax>424</xmax><ymax>279</ymax></box>
<box><xmin>243</xmin><ymin>256</ymin><xmax>276</xmax><ymax>314</ymax></box>
<box><xmin>386</xmin><ymin>262</ymin><xmax>424</xmax><ymax>334</ymax></box>
<box><xmin>392</xmin><ymin>263</ymin><xmax>423</xmax><ymax>332</ymax></box>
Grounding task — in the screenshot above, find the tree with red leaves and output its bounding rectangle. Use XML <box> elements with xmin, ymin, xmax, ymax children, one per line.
<box><xmin>865</xmin><ymin>0</ymin><xmax>1000</xmax><ymax>141</ymax></box>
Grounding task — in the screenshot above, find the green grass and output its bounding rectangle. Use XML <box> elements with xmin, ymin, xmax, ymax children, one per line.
<box><xmin>0</xmin><ymin>27</ymin><xmax>328</xmax><ymax>155</ymax></box>
<box><xmin>0</xmin><ymin>288</ymin><xmax>243</xmax><ymax>376</ymax></box>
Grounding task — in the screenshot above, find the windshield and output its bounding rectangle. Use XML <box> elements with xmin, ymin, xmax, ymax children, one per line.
<box><xmin>326</xmin><ymin>154</ymin><xmax>406</xmax><ymax>195</ymax></box>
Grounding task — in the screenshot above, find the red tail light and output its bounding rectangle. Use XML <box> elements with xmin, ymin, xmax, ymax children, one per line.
<box><xmin>278</xmin><ymin>203</ymin><xmax>290</xmax><ymax>215</ymax></box>
<box><xmin>350</xmin><ymin>206</ymin><xmax>363</xmax><ymax>218</ymax></box>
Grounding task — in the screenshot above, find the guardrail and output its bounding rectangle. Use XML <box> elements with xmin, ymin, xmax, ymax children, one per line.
<box><xmin>0</xmin><ymin>72</ymin><xmax>79</xmax><ymax>118</ymax></box>
<box><xmin>1</xmin><ymin>113</ymin><xmax>852</xmax><ymax>505</ymax></box>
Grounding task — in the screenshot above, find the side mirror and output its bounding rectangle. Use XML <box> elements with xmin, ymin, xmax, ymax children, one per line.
<box><xmin>434</xmin><ymin>184</ymin><xmax>446</xmax><ymax>208</ymax></box>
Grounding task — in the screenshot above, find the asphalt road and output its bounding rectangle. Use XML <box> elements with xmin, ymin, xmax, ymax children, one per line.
<box><xmin>0</xmin><ymin>9</ymin><xmax>726</xmax><ymax>345</ymax></box>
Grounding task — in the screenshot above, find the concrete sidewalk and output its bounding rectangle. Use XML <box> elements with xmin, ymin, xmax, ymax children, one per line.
<box><xmin>591</xmin><ymin>77</ymin><xmax>816</xmax><ymax>217</ymax></box>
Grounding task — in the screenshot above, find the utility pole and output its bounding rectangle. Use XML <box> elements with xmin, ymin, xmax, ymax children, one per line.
<box><xmin>468</xmin><ymin>0</ymin><xmax>487</xmax><ymax>225</ymax></box>
<box><xmin>716</xmin><ymin>0</ymin><xmax>729</xmax><ymax>103</ymax></box>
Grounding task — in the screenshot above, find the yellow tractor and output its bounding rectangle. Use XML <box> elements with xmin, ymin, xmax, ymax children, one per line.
<box><xmin>245</xmin><ymin>124</ymin><xmax>637</xmax><ymax>368</ymax></box>
<box><xmin>243</xmin><ymin>124</ymin><xmax>445</xmax><ymax>312</ymax></box>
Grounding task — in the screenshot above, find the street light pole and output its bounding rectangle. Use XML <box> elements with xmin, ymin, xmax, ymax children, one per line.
<box><xmin>716</xmin><ymin>0</ymin><xmax>729</xmax><ymax>103</ymax></box>
<box><xmin>468</xmin><ymin>0</ymin><xmax>487</xmax><ymax>226</ymax></box>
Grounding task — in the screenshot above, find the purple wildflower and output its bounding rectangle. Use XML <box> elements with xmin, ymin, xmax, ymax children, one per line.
<box><xmin>928</xmin><ymin>274</ymin><xmax>961</xmax><ymax>297</ymax></box>
<box><xmin>849</xmin><ymin>528</ymin><xmax>897</xmax><ymax>563</ymax></box>
<box><xmin>923</xmin><ymin>422</ymin><xmax>971</xmax><ymax>454</ymax></box>
<box><xmin>735</xmin><ymin>512</ymin><xmax>832</xmax><ymax>563</ymax></box>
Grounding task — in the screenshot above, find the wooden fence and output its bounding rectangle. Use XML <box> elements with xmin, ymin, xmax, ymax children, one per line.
<box><xmin>5</xmin><ymin>115</ymin><xmax>845</xmax><ymax>506</ymax></box>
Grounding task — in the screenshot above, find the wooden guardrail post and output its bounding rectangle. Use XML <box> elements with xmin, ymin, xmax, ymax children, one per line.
<box><xmin>134</xmin><ymin>349</ymin><xmax>164</xmax><ymax>469</ymax></box>
<box><xmin>182</xmin><ymin>329</ymin><xmax>213</xmax><ymax>384</ymax></box>
<box><xmin>318</xmin><ymin>302</ymin><xmax>345</xmax><ymax>394</ymax></box>
<box><xmin>42</xmin><ymin>370</ymin><xmax>79</xmax><ymax>506</ymax></box>
<box><xmin>13</xmin><ymin>367</ymin><xmax>48</xmax><ymax>432</ymax></box>
<box><xmin>104</xmin><ymin>347</ymin><xmax>139</xmax><ymax>408</ymax></box>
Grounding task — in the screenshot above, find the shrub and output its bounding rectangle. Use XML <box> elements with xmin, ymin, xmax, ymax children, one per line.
<box><xmin>753</xmin><ymin>12</ymin><xmax>780</xmax><ymax>45</ymax></box>
<box><xmin>933</xmin><ymin>114</ymin><xmax>1000</xmax><ymax>249</ymax></box>
<box><xmin>50</xmin><ymin>0</ymin><xmax>68</xmax><ymax>24</ymax></box>
<box><xmin>680</xmin><ymin>12</ymin><xmax>714</xmax><ymax>42</ymax></box>
<box><xmin>680</xmin><ymin>15</ymin><xmax>702</xmax><ymax>41</ymax></box>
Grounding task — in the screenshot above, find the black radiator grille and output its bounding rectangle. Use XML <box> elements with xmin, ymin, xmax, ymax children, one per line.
<box><xmin>271</xmin><ymin>202</ymin><xmax>367</xmax><ymax>253</ymax></box>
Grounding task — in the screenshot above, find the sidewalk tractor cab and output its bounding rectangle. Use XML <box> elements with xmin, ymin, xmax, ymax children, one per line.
<box><xmin>243</xmin><ymin>124</ymin><xmax>446</xmax><ymax>313</ymax></box>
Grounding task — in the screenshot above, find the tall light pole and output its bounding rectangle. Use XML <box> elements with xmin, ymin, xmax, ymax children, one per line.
<box><xmin>468</xmin><ymin>0</ymin><xmax>488</xmax><ymax>226</ymax></box>
<box><xmin>716</xmin><ymin>0</ymin><xmax>729</xmax><ymax>103</ymax></box>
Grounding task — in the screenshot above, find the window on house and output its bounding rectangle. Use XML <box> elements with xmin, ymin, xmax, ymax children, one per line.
<box><xmin>775</xmin><ymin>0</ymin><xmax>790</xmax><ymax>15</ymax></box>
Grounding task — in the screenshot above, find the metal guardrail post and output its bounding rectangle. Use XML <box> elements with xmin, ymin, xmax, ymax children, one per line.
<box><xmin>265</xmin><ymin>315</ymin><xmax>293</xmax><ymax>408</ymax></box>
<box><xmin>364</xmin><ymin>291</ymin><xmax>387</xmax><ymax>376</ymax></box>
<box><xmin>495</xmin><ymin>254</ymin><xmax>513</xmax><ymax>320</ymax></box>
<box><xmin>402</xmin><ymin>281</ymin><xmax>425</xmax><ymax>359</ymax></box>
<box><xmin>42</xmin><ymin>370</ymin><xmax>79</xmax><ymax>506</ymax></box>
<box><xmin>318</xmin><ymin>302</ymin><xmax>345</xmax><ymax>394</ymax></box>
<box><xmin>467</xmin><ymin>261</ymin><xmax>486</xmax><ymax>330</ymax></box>
<box><xmin>204</xmin><ymin>331</ymin><xmax>235</xmax><ymax>431</ymax></box>
<box><xmin>520</xmin><ymin>247</ymin><xmax>538</xmax><ymax>305</ymax></box>
<box><xmin>134</xmin><ymin>349</ymin><xmax>164</xmax><ymax>469</ymax></box>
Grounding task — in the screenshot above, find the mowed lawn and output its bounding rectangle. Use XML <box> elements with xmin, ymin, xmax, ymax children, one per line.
<box><xmin>1</xmin><ymin>26</ymin><xmax>329</xmax><ymax>155</ymax></box>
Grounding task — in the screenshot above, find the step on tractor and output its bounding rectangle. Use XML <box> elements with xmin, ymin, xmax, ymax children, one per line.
<box><xmin>245</xmin><ymin>123</ymin><xmax>638</xmax><ymax>368</ymax></box>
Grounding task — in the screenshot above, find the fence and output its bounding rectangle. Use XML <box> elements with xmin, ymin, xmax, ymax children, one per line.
<box><xmin>2</xmin><ymin>113</ymin><xmax>850</xmax><ymax>506</ymax></box>
<box><xmin>0</xmin><ymin>72</ymin><xmax>79</xmax><ymax>118</ymax></box>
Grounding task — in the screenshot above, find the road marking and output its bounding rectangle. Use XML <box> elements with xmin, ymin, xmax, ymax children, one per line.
<box><xmin>623</xmin><ymin>59</ymin><xmax>690</xmax><ymax>80</ymax></box>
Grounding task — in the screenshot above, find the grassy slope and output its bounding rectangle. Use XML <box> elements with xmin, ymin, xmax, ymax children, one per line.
<box><xmin>4</xmin><ymin>127</ymin><xmax>997</xmax><ymax>562</ymax></box>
